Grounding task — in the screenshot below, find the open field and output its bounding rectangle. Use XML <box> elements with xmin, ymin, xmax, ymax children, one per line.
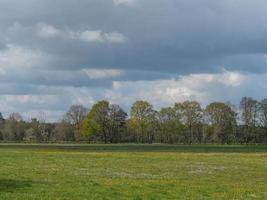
<box><xmin>0</xmin><ymin>144</ymin><xmax>266</xmax><ymax>200</ymax></box>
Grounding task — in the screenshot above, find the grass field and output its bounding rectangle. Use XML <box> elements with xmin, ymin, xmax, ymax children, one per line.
<box><xmin>0</xmin><ymin>144</ymin><xmax>266</xmax><ymax>200</ymax></box>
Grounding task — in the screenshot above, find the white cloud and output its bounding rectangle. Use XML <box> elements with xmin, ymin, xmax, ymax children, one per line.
<box><xmin>77</xmin><ymin>30</ymin><xmax>103</xmax><ymax>42</ymax></box>
<box><xmin>179</xmin><ymin>69</ymin><xmax>247</xmax><ymax>89</ymax></box>
<box><xmin>218</xmin><ymin>70</ymin><xmax>246</xmax><ymax>87</ymax></box>
<box><xmin>0</xmin><ymin>88</ymin><xmax>96</xmax><ymax>121</ymax></box>
<box><xmin>0</xmin><ymin>93</ymin><xmax>70</xmax><ymax>120</ymax></box>
<box><xmin>102</xmin><ymin>32</ymin><xmax>127</xmax><ymax>43</ymax></box>
<box><xmin>0</xmin><ymin>45</ymin><xmax>49</xmax><ymax>75</ymax></box>
<box><xmin>35</xmin><ymin>23</ymin><xmax>127</xmax><ymax>43</ymax></box>
<box><xmin>36</xmin><ymin>23</ymin><xmax>64</xmax><ymax>38</ymax></box>
<box><xmin>74</xmin><ymin>30</ymin><xmax>127</xmax><ymax>43</ymax></box>
<box><xmin>82</xmin><ymin>68</ymin><xmax>125</xmax><ymax>79</ymax></box>
<box><xmin>113</xmin><ymin>0</ymin><xmax>135</xmax><ymax>6</ymax></box>
<box><xmin>103</xmin><ymin>70</ymin><xmax>266</xmax><ymax>109</ymax></box>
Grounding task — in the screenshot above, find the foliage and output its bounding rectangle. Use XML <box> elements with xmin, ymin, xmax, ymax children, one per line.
<box><xmin>130</xmin><ymin>101</ymin><xmax>157</xmax><ymax>143</ymax></box>
<box><xmin>1</xmin><ymin>97</ymin><xmax>267</xmax><ymax>144</ymax></box>
<box><xmin>205</xmin><ymin>102</ymin><xmax>237</xmax><ymax>143</ymax></box>
<box><xmin>175</xmin><ymin>101</ymin><xmax>203</xmax><ymax>143</ymax></box>
<box><xmin>81</xmin><ymin>101</ymin><xmax>127</xmax><ymax>143</ymax></box>
<box><xmin>81</xmin><ymin>101</ymin><xmax>108</xmax><ymax>141</ymax></box>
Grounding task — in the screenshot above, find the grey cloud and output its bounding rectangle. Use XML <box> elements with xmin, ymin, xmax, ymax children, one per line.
<box><xmin>0</xmin><ymin>42</ymin><xmax>6</xmax><ymax>50</ymax></box>
<box><xmin>1</xmin><ymin>0</ymin><xmax>267</xmax><ymax>120</ymax></box>
<box><xmin>1</xmin><ymin>0</ymin><xmax>267</xmax><ymax>74</ymax></box>
<box><xmin>0</xmin><ymin>68</ymin><xmax>172</xmax><ymax>92</ymax></box>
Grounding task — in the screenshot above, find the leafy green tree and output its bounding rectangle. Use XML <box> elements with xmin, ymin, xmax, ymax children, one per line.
<box><xmin>0</xmin><ymin>113</ymin><xmax>4</xmax><ymax>140</ymax></box>
<box><xmin>82</xmin><ymin>101</ymin><xmax>110</xmax><ymax>143</ymax></box>
<box><xmin>175</xmin><ymin>101</ymin><xmax>203</xmax><ymax>144</ymax></box>
<box><xmin>158</xmin><ymin>107</ymin><xmax>184</xmax><ymax>143</ymax></box>
<box><xmin>259</xmin><ymin>99</ymin><xmax>267</xmax><ymax>143</ymax></box>
<box><xmin>108</xmin><ymin>104</ymin><xmax>127</xmax><ymax>143</ymax></box>
<box><xmin>130</xmin><ymin>101</ymin><xmax>157</xmax><ymax>143</ymax></box>
<box><xmin>240</xmin><ymin>97</ymin><xmax>259</xmax><ymax>143</ymax></box>
<box><xmin>205</xmin><ymin>102</ymin><xmax>237</xmax><ymax>143</ymax></box>
<box><xmin>240</xmin><ymin>97</ymin><xmax>259</xmax><ymax>126</ymax></box>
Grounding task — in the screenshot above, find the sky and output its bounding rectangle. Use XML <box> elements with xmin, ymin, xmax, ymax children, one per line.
<box><xmin>0</xmin><ymin>0</ymin><xmax>267</xmax><ymax>121</ymax></box>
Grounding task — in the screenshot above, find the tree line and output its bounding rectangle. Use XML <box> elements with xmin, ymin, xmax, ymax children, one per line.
<box><xmin>0</xmin><ymin>97</ymin><xmax>266</xmax><ymax>144</ymax></box>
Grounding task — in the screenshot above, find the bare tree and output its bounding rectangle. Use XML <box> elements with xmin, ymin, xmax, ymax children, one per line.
<box><xmin>3</xmin><ymin>113</ymin><xmax>25</xmax><ymax>141</ymax></box>
<box><xmin>259</xmin><ymin>98</ymin><xmax>267</xmax><ymax>127</ymax></box>
<box><xmin>53</xmin><ymin>120</ymin><xmax>74</xmax><ymax>141</ymax></box>
<box><xmin>65</xmin><ymin>105</ymin><xmax>87</xmax><ymax>126</ymax></box>
<box><xmin>65</xmin><ymin>104</ymin><xmax>87</xmax><ymax>141</ymax></box>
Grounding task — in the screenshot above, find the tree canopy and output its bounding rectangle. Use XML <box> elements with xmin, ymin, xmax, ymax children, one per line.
<box><xmin>0</xmin><ymin>97</ymin><xmax>267</xmax><ymax>144</ymax></box>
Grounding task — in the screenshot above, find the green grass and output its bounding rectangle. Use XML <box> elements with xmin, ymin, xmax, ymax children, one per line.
<box><xmin>0</xmin><ymin>144</ymin><xmax>266</xmax><ymax>199</ymax></box>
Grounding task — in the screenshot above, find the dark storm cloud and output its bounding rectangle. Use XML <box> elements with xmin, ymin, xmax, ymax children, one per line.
<box><xmin>1</xmin><ymin>0</ymin><xmax>267</xmax><ymax>76</ymax></box>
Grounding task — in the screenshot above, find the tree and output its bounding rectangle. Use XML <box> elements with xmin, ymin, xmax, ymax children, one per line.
<box><xmin>205</xmin><ymin>102</ymin><xmax>237</xmax><ymax>143</ymax></box>
<box><xmin>108</xmin><ymin>104</ymin><xmax>127</xmax><ymax>143</ymax></box>
<box><xmin>240</xmin><ymin>97</ymin><xmax>259</xmax><ymax>143</ymax></box>
<box><xmin>1</xmin><ymin>97</ymin><xmax>267</xmax><ymax>144</ymax></box>
<box><xmin>0</xmin><ymin>113</ymin><xmax>4</xmax><ymax>140</ymax></box>
<box><xmin>81</xmin><ymin>101</ymin><xmax>110</xmax><ymax>143</ymax></box>
<box><xmin>146</xmin><ymin>110</ymin><xmax>159</xmax><ymax>144</ymax></box>
<box><xmin>259</xmin><ymin>99</ymin><xmax>267</xmax><ymax>127</ymax></box>
<box><xmin>37</xmin><ymin>112</ymin><xmax>50</xmax><ymax>142</ymax></box>
<box><xmin>3</xmin><ymin>113</ymin><xmax>25</xmax><ymax>141</ymax></box>
<box><xmin>175</xmin><ymin>101</ymin><xmax>203</xmax><ymax>144</ymax></box>
<box><xmin>259</xmin><ymin>99</ymin><xmax>267</xmax><ymax>143</ymax></box>
<box><xmin>240</xmin><ymin>97</ymin><xmax>259</xmax><ymax>126</ymax></box>
<box><xmin>130</xmin><ymin>101</ymin><xmax>157</xmax><ymax>143</ymax></box>
<box><xmin>0</xmin><ymin>112</ymin><xmax>4</xmax><ymax>124</ymax></box>
<box><xmin>9</xmin><ymin>112</ymin><xmax>23</xmax><ymax>122</ymax></box>
<box><xmin>65</xmin><ymin>104</ymin><xmax>87</xmax><ymax>126</ymax></box>
<box><xmin>53</xmin><ymin>120</ymin><xmax>74</xmax><ymax>141</ymax></box>
<box><xmin>25</xmin><ymin>118</ymin><xmax>42</xmax><ymax>142</ymax></box>
<box><xmin>158</xmin><ymin>107</ymin><xmax>184</xmax><ymax>143</ymax></box>
<box><xmin>65</xmin><ymin>104</ymin><xmax>87</xmax><ymax>141</ymax></box>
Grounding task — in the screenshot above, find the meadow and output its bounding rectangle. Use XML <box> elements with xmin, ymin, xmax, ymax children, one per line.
<box><xmin>0</xmin><ymin>144</ymin><xmax>266</xmax><ymax>200</ymax></box>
